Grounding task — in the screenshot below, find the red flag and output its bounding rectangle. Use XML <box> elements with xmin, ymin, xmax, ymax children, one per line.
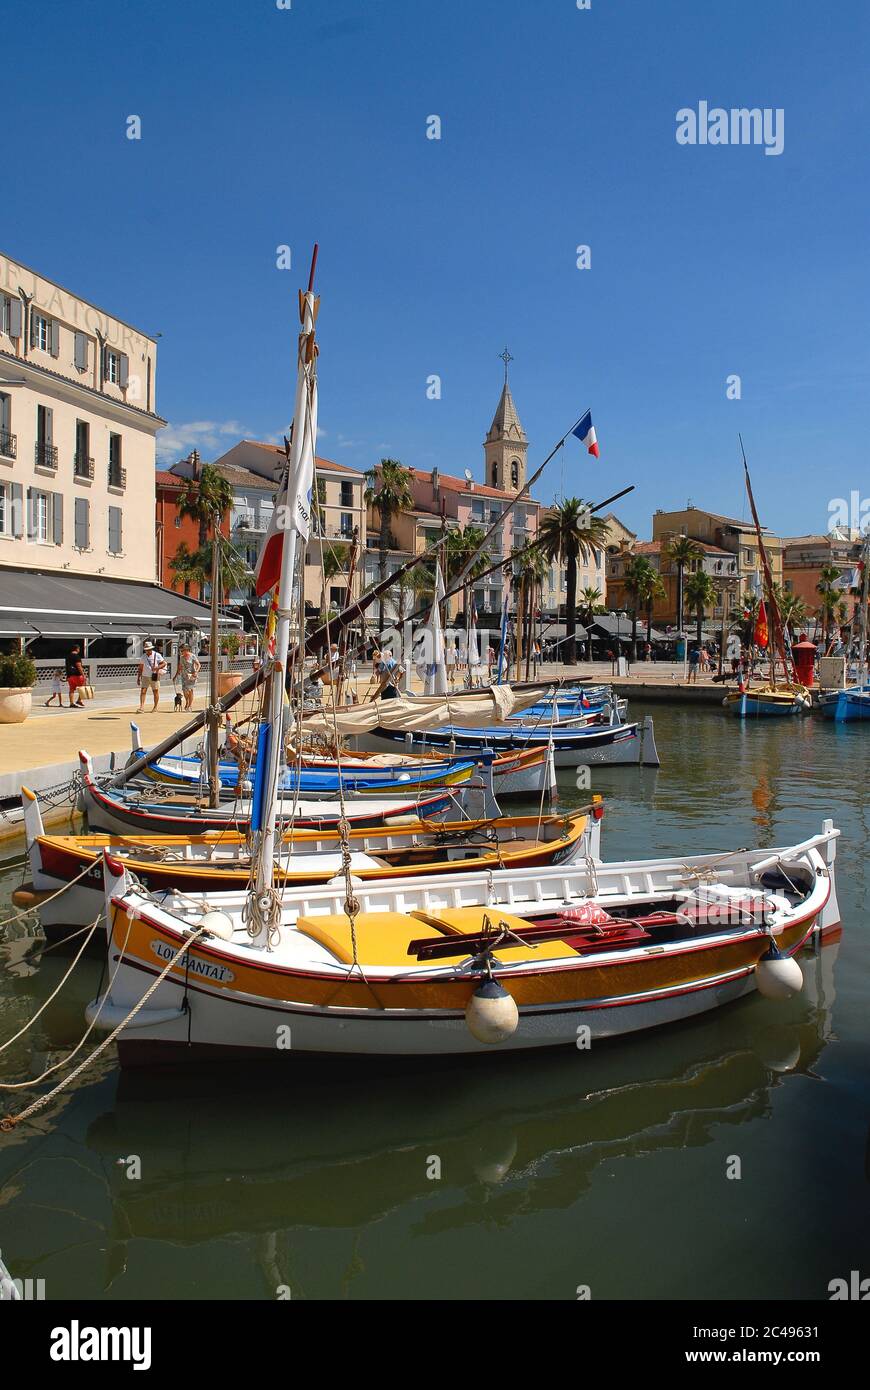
<box><xmin>754</xmin><ymin>601</ymin><xmax>769</xmax><ymax>650</ymax></box>
<box><xmin>254</xmin><ymin>472</ymin><xmax>288</xmax><ymax>597</ymax></box>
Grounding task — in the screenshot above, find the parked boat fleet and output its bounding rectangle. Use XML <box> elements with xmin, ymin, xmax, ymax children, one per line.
<box><xmin>0</xmin><ymin>265</ymin><xmax>844</xmax><ymax>1103</ymax></box>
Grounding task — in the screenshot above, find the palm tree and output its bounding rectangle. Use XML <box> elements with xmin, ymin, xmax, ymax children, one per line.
<box><xmin>511</xmin><ymin>539</ymin><xmax>548</xmax><ymax>674</ymax></box>
<box><xmin>685</xmin><ymin>570</ymin><xmax>718</xmax><ymax>646</ymax></box>
<box><xmin>815</xmin><ymin>563</ymin><xmax>841</xmax><ymax>646</ymax></box>
<box><xmin>643</xmin><ymin>571</ymin><xmax>667</xmax><ymax>642</ymax></box>
<box><xmin>539</xmin><ymin>499</ymin><xmax>610</xmax><ymax>664</ymax></box>
<box><xmin>622</xmin><ymin>555</ymin><xmax>657</xmax><ymax>661</ymax></box>
<box><xmin>578</xmin><ymin>586</ymin><xmax>602</xmax><ymax>630</ymax></box>
<box><xmin>198</xmin><ymin>537</ymin><xmax>253</xmax><ymax>604</ymax></box>
<box><xmin>778</xmin><ymin>590</ymin><xmax>809</xmax><ymax>638</ymax></box>
<box><xmin>443</xmin><ymin>524</ymin><xmax>491</xmax><ymax>627</ymax></box>
<box><xmin>169</xmin><ymin>542</ymin><xmax>208</xmax><ymax>598</ymax></box>
<box><xmin>364</xmin><ymin>458</ymin><xmax>413</xmax><ymax>629</ymax></box>
<box><xmin>176</xmin><ymin>463</ymin><xmax>234</xmax><ymax>599</ymax></box>
<box><xmin>663</xmin><ymin>535</ymin><xmax>702</xmax><ymax>631</ymax></box>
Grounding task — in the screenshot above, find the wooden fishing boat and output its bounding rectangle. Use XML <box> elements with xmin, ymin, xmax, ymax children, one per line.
<box><xmin>356</xmin><ymin>714</ymin><xmax>660</xmax><ymax>768</ymax></box>
<box><xmin>723</xmin><ymin>684</ymin><xmax>811</xmax><ymax>717</ymax></box>
<box><xmin>77</xmin><ymin>753</ymin><xmax>465</xmax><ymax>837</ymax></box>
<box><xmin>85</xmin><ymin>820</ymin><xmax>841</xmax><ymax>1064</ymax></box>
<box><xmin>817</xmin><ymin>685</ymin><xmax>870</xmax><ymax>721</ymax></box>
<box><xmin>19</xmin><ymin>787</ymin><xmax>596</xmax><ymax>935</ymax></box>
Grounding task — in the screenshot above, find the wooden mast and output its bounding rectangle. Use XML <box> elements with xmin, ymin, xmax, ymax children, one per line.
<box><xmin>740</xmin><ymin>436</ymin><xmax>789</xmax><ymax>689</ymax></box>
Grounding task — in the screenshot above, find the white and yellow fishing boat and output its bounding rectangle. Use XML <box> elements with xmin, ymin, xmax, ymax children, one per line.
<box><xmin>88</xmin><ymin>821</ymin><xmax>841</xmax><ymax>1064</ymax></box>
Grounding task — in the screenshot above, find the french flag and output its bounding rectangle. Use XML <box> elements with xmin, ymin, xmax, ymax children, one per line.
<box><xmin>572</xmin><ymin>410</ymin><xmax>599</xmax><ymax>458</ymax></box>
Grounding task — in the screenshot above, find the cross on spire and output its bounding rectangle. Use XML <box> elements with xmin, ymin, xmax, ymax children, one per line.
<box><xmin>498</xmin><ymin>346</ymin><xmax>514</xmax><ymax>384</ymax></box>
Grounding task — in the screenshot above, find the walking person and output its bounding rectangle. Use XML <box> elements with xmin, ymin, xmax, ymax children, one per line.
<box><xmin>44</xmin><ymin>668</ymin><xmax>66</xmax><ymax>707</ymax></box>
<box><xmin>176</xmin><ymin>643</ymin><xmax>201</xmax><ymax>711</ymax></box>
<box><xmin>138</xmin><ymin>641</ymin><xmax>167</xmax><ymax>711</ymax></box>
<box><xmin>65</xmin><ymin>645</ymin><xmax>87</xmax><ymax>709</ymax></box>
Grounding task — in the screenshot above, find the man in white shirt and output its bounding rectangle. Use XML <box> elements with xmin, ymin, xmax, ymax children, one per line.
<box><xmin>138</xmin><ymin>641</ymin><xmax>167</xmax><ymax>711</ymax></box>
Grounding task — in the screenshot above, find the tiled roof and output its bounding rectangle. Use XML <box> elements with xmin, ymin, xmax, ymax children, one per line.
<box><xmin>240</xmin><ymin>440</ymin><xmax>364</xmax><ymax>476</ymax></box>
<box><xmin>634</xmin><ymin>539</ymin><xmax>733</xmax><ymax>557</ymax></box>
<box><xmin>412</xmin><ymin>468</ymin><xmax>537</xmax><ymax>503</ymax></box>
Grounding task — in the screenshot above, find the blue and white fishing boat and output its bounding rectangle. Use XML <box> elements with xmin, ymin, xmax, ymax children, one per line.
<box><xmin>817</xmin><ymin>532</ymin><xmax>870</xmax><ymax>722</ymax></box>
<box><xmin>360</xmin><ymin>713</ymin><xmax>660</xmax><ymax>768</ymax></box>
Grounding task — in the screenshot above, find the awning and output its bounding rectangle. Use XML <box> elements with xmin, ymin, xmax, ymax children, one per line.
<box><xmin>0</xmin><ymin>566</ymin><xmax>241</xmax><ymax>640</ymax></box>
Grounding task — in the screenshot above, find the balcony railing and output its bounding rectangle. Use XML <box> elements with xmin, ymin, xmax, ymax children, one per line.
<box><xmin>35</xmin><ymin>442</ymin><xmax>58</xmax><ymax>470</ymax></box>
<box><xmin>0</xmin><ymin>429</ymin><xmax>15</xmax><ymax>459</ymax></box>
<box><xmin>108</xmin><ymin>465</ymin><xmax>127</xmax><ymax>490</ymax></box>
<box><xmin>233</xmin><ymin>510</ymin><xmax>270</xmax><ymax>532</ymax></box>
<box><xmin>74</xmin><ymin>452</ymin><xmax>94</xmax><ymax>480</ymax></box>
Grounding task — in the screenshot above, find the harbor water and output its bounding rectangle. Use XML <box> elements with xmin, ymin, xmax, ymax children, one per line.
<box><xmin>0</xmin><ymin>705</ymin><xmax>868</xmax><ymax>1300</ymax></box>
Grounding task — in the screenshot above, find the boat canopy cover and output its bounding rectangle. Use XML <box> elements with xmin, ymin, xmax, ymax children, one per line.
<box><xmin>302</xmin><ymin>683</ymin><xmax>551</xmax><ymax>735</ymax></box>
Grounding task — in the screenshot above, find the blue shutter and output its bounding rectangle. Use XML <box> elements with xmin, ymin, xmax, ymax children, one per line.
<box><xmin>75</xmin><ymin>497</ymin><xmax>90</xmax><ymax>550</ymax></box>
<box><xmin>10</xmin><ymin>482</ymin><xmax>23</xmax><ymax>537</ymax></box>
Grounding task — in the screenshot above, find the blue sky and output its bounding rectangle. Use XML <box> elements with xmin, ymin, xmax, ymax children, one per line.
<box><xmin>4</xmin><ymin>0</ymin><xmax>868</xmax><ymax>537</ymax></box>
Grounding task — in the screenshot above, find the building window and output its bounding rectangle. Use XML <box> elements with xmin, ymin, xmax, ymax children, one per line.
<box><xmin>106</xmin><ymin>350</ymin><xmax>120</xmax><ymax>384</ymax></box>
<box><xmin>340</xmin><ymin>511</ymin><xmax>354</xmax><ymax>539</ymax></box>
<box><xmin>0</xmin><ymin>297</ymin><xmax>10</xmax><ymax>335</ymax></box>
<box><xmin>74</xmin><ymin>420</ymin><xmax>93</xmax><ymax>478</ymax></box>
<box><xmin>108</xmin><ymin>433</ymin><xmax>125</xmax><ymax>488</ymax></box>
<box><xmin>0</xmin><ymin>392</ymin><xmax>14</xmax><ymax>459</ymax></box>
<box><xmin>340</xmin><ymin>481</ymin><xmax>354</xmax><ymax>507</ymax></box>
<box><xmin>511</xmin><ymin>460</ymin><xmax>519</xmax><ymax>488</ymax></box>
<box><xmin>330</xmin><ymin>586</ymin><xmax>347</xmax><ymax>608</ymax></box>
<box><xmin>108</xmin><ymin>506</ymin><xmax>122</xmax><ymax>554</ymax></box>
<box><xmin>0</xmin><ymin>482</ymin><xmax>9</xmax><ymax>535</ymax></box>
<box><xmin>29</xmin><ymin>488</ymin><xmax>49</xmax><ymax>542</ymax></box>
<box><xmin>32</xmin><ymin>313</ymin><xmax>50</xmax><ymax>352</ymax></box>
<box><xmin>491</xmin><ymin>463</ymin><xmax>498</xmax><ymax>487</ymax></box>
<box><xmin>35</xmin><ymin>405</ymin><xmax>57</xmax><ymax>470</ymax></box>
<box><xmin>316</xmin><ymin>478</ymin><xmax>327</xmax><ymax>503</ymax></box>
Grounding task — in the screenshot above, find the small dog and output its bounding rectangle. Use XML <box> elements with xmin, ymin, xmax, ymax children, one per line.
<box><xmin>173</xmin><ymin>692</ymin><xmax>183</xmax><ymax>711</ymax></box>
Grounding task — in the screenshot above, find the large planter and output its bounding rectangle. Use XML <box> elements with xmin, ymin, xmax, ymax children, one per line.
<box><xmin>0</xmin><ymin>687</ymin><xmax>33</xmax><ymax>724</ymax></box>
<box><xmin>217</xmin><ymin>672</ymin><xmax>243</xmax><ymax>698</ymax></box>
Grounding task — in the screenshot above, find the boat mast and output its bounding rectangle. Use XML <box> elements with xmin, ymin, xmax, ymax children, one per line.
<box><xmin>740</xmin><ymin>436</ymin><xmax>788</xmax><ymax>689</ymax></box>
<box><xmin>859</xmin><ymin>528</ymin><xmax>870</xmax><ymax>686</ymax></box>
<box><xmin>250</xmin><ymin>250</ymin><xmax>320</xmax><ymax>933</ymax></box>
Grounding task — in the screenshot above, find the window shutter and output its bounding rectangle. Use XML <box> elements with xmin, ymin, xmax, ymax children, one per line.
<box><xmin>29</xmin><ymin>311</ymin><xmax>37</xmax><ymax>348</ymax></box>
<box><xmin>119</xmin><ymin>354</ymin><xmax>129</xmax><ymax>389</ymax></box>
<box><xmin>52</xmin><ymin>493</ymin><xmax>63</xmax><ymax>545</ymax></box>
<box><xmin>8</xmin><ymin>298</ymin><xmax>22</xmax><ymax>340</ymax></box>
<box><xmin>74</xmin><ymin>331</ymin><xmax>88</xmax><ymax>371</ymax></box>
<box><xmin>26</xmin><ymin>488</ymin><xmax>35</xmax><ymax>540</ymax></box>
<box><xmin>49</xmin><ymin>319</ymin><xmax>60</xmax><ymax>357</ymax></box>
<box><xmin>75</xmin><ymin>497</ymin><xmax>89</xmax><ymax>549</ymax></box>
<box><xmin>10</xmin><ymin>482</ymin><xmax>23</xmax><ymax>537</ymax></box>
<box><xmin>109</xmin><ymin>506</ymin><xmax>122</xmax><ymax>553</ymax></box>
<box><xmin>44</xmin><ymin>407</ymin><xmax>53</xmax><ymax>448</ymax></box>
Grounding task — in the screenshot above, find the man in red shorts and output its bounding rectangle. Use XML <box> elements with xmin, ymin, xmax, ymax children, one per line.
<box><xmin>65</xmin><ymin>644</ymin><xmax>86</xmax><ymax>708</ymax></box>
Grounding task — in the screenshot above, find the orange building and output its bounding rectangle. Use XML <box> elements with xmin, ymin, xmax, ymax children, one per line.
<box><xmin>607</xmin><ymin>539</ymin><xmax>738</xmax><ymax>627</ymax></box>
<box><xmin>781</xmin><ymin>531</ymin><xmax>862</xmax><ymax>628</ymax></box>
<box><xmin>155</xmin><ymin>453</ymin><xmax>230</xmax><ymax>596</ymax></box>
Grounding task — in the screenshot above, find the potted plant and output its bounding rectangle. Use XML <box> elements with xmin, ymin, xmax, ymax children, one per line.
<box><xmin>0</xmin><ymin>653</ymin><xmax>37</xmax><ymax>724</ymax></box>
<box><xmin>217</xmin><ymin>631</ymin><xmax>243</xmax><ymax>697</ymax></box>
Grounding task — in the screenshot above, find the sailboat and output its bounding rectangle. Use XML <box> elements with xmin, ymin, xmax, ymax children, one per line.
<box><xmin>817</xmin><ymin>529</ymin><xmax>870</xmax><ymax>721</ymax></box>
<box><xmin>81</xmin><ymin>258</ymin><xmax>841</xmax><ymax>1066</ymax></box>
<box><xmin>723</xmin><ymin>445</ymin><xmax>812</xmax><ymax>718</ymax></box>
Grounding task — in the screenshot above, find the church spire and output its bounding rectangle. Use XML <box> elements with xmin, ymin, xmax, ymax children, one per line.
<box><xmin>484</xmin><ymin>352</ymin><xmax>528</xmax><ymax>493</ymax></box>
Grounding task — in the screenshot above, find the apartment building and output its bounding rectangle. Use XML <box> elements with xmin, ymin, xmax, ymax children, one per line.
<box><xmin>0</xmin><ymin>252</ymin><xmax>164</xmax><ymax>585</ymax></box>
<box><xmin>781</xmin><ymin>529</ymin><xmax>862</xmax><ymax>625</ymax></box>
<box><xmin>607</xmin><ymin>538</ymin><xmax>738</xmax><ymax>626</ymax></box>
<box><xmin>211</xmin><ymin>439</ymin><xmax>367</xmax><ymax>618</ymax></box>
<box><xmin>652</xmin><ymin>505</ymin><xmax>783</xmax><ymax>615</ymax></box>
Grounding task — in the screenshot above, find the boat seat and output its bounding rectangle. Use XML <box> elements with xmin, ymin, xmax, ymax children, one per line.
<box><xmin>410</xmin><ymin>907</ymin><xmax>580</xmax><ymax>963</ymax></box>
<box><xmin>294</xmin><ymin>912</ymin><xmax>455</xmax><ymax>966</ymax></box>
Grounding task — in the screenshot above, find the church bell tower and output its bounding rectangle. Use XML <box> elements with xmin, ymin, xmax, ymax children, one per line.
<box><xmin>484</xmin><ymin>348</ymin><xmax>528</xmax><ymax>494</ymax></box>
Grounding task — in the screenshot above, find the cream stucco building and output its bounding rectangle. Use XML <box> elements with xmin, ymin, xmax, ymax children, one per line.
<box><xmin>0</xmin><ymin>252</ymin><xmax>164</xmax><ymax>583</ymax></box>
